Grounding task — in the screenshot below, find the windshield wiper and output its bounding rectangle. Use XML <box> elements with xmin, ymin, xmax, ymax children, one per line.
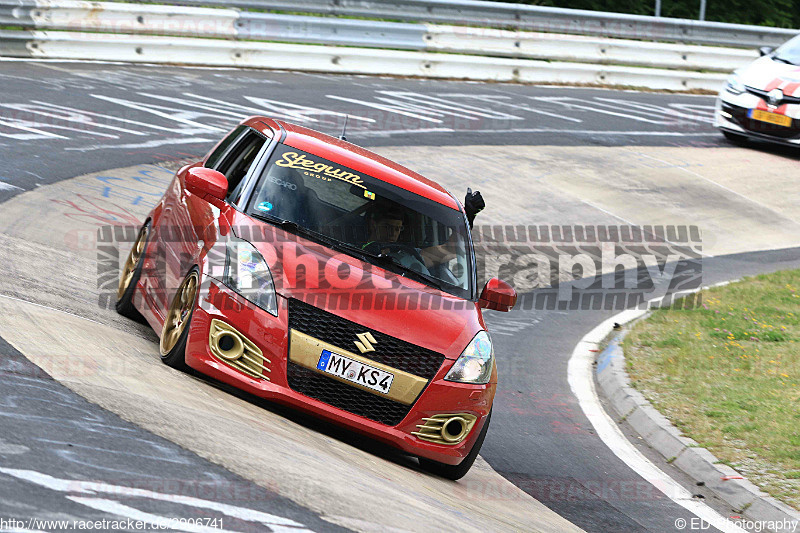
<box><xmin>250</xmin><ymin>212</ymin><xmax>300</xmax><ymax>232</ymax></box>
<box><xmin>334</xmin><ymin>242</ymin><xmax>447</xmax><ymax>291</ymax></box>
<box><xmin>773</xmin><ymin>55</ymin><xmax>798</xmax><ymax>65</ymax></box>
<box><xmin>249</xmin><ymin>213</ymin><xmax>338</xmax><ymax>246</ymax></box>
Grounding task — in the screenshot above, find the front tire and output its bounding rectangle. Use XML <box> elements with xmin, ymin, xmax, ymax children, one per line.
<box><xmin>418</xmin><ymin>409</ymin><xmax>491</xmax><ymax>481</ymax></box>
<box><xmin>159</xmin><ymin>268</ymin><xmax>199</xmax><ymax>371</ymax></box>
<box><xmin>116</xmin><ymin>222</ymin><xmax>149</xmax><ymax>322</ymax></box>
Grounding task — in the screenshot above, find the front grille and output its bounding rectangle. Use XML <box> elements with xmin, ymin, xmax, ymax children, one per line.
<box><xmin>745</xmin><ymin>86</ymin><xmax>800</xmax><ymax>106</ymax></box>
<box><xmin>286</xmin><ymin>298</ymin><xmax>447</xmax><ymax>426</ymax></box>
<box><xmin>721</xmin><ymin>102</ymin><xmax>800</xmax><ymax>139</ymax></box>
<box><xmin>287</xmin><ymin>363</ymin><xmax>412</xmax><ymax>426</ymax></box>
<box><xmin>287</xmin><ymin>298</ymin><xmax>445</xmax><ymax>380</ymax></box>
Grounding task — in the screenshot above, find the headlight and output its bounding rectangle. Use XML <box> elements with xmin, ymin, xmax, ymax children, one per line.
<box><xmin>725</xmin><ymin>73</ymin><xmax>746</xmax><ymax>95</ymax></box>
<box><xmin>445</xmin><ymin>331</ymin><xmax>494</xmax><ymax>384</ymax></box>
<box><xmin>223</xmin><ymin>239</ymin><xmax>278</xmax><ymax>316</ymax></box>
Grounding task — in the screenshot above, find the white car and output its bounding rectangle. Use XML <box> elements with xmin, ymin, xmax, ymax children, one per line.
<box><xmin>715</xmin><ymin>34</ymin><xmax>800</xmax><ymax>146</ymax></box>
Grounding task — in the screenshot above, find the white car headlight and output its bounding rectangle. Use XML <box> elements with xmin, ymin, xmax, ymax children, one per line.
<box><xmin>445</xmin><ymin>331</ymin><xmax>494</xmax><ymax>384</ymax></box>
<box><xmin>725</xmin><ymin>73</ymin><xmax>746</xmax><ymax>95</ymax></box>
<box><xmin>224</xmin><ymin>239</ymin><xmax>278</xmax><ymax>316</ymax></box>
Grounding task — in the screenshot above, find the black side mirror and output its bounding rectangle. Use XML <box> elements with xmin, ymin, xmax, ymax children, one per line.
<box><xmin>759</xmin><ymin>46</ymin><xmax>774</xmax><ymax>57</ymax></box>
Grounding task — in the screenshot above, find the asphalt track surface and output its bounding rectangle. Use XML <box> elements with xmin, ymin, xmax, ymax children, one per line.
<box><xmin>1</xmin><ymin>60</ymin><xmax>799</xmax><ymax>532</ymax></box>
<box><xmin>0</xmin><ymin>60</ymin><xmax>723</xmax><ymax>201</ymax></box>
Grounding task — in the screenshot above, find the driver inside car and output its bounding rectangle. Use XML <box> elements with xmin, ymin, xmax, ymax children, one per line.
<box><xmin>362</xmin><ymin>205</ymin><xmax>460</xmax><ymax>273</ymax></box>
<box><xmin>363</xmin><ymin>206</ymin><xmax>406</xmax><ymax>248</ymax></box>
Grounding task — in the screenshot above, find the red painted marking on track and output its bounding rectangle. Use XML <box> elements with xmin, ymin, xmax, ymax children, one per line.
<box><xmin>51</xmin><ymin>194</ymin><xmax>141</xmax><ymax>226</ymax></box>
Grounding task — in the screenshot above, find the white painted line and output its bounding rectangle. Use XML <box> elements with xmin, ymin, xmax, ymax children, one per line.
<box><xmin>436</xmin><ymin>93</ymin><xmax>584</xmax><ymax>123</ymax></box>
<box><xmin>138</xmin><ymin>92</ymin><xmax>373</xmax><ymax>127</ymax></box>
<box><xmin>0</xmin><ymin>118</ymin><xmax>69</xmax><ymax>140</ymax></box>
<box><xmin>356</xmin><ymin>127</ymin><xmax>455</xmax><ymax>136</ymax></box>
<box><xmin>0</xmin><ymin>104</ymin><xmax>142</xmax><ymax>137</ymax></box>
<box><xmin>568</xmin><ymin>312</ymin><xmax>748</xmax><ymax>532</ymax></box>
<box><xmin>0</xmin><ymin>468</ymin><xmax>312</xmax><ymax>531</ymax></box>
<box><xmin>326</xmin><ymin>94</ymin><xmax>444</xmax><ymax>123</ymax></box>
<box><xmin>90</xmin><ymin>94</ymin><xmax>227</xmax><ymax>133</ymax></box>
<box><xmin>0</xmin><ymin>58</ymin><xmax>129</xmax><ymax>65</ymax></box>
<box><xmin>376</xmin><ymin>91</ymin><xmax>524</xmax><ymax>121</ymax></box>
<box><xmin>0</xmin><ymin>180</ymin><xmax>23</xmax><ymax>192</ymax></box>
<box><xmin>67</xmin><ymin>497</ymin><xmax>242</xmax><ymax>533</ymax></box>
<box><xmin>460</xmin><ymin>128</ymin><xmax>717</xmax><ymax>136</ymax></box>
<box><xmin>173</xmin><ymin>92</ymin><xmax>317</xmax><ymax>124</ymax></box>
<box><xmin>64</xmin><ymin>137</ymin><xmax>214</xmax><ymax>152</ymax></box>
<box><xmin>593</xmin><ymin>97</ymin><xmax>715</xmax><ymax>124</ymax></box>
<box><xmin>29</xmin><ymin>101</ymin><xmax>197</xmax><ymax>134</ymax></box>
<box><xmin>531</xmin><ymin>96</ymin><xmax>670</xmax><ymax>124</ymax></box>
<box><xmin>241</xmin><ymin>94</ymin><xmax>376</xmax><ymax>124</ymax></box>
<box><xmin>132</xmin><ymin>92</ymin><xmax>254</xmax><ymax>121</ymax></box>
<box><xmin>668</xmin><ymin>103</ymin><xmax>717</xmax><ymax>120</ymax></box>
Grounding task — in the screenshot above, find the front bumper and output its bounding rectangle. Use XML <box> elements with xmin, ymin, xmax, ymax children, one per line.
<box><xmin>184</xmin><ymin>277</ymin><xmax>494</xmax><ymax>465</ymax></box>
<box><xmin>715</xmin><ymin>93</ymin><xmax>800</xmax><ymax>146</ymax></box>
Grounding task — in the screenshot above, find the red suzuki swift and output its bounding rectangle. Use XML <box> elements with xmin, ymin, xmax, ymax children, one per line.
<box><xmin>116</xmin><ymin>116</ymin><xmax>516</xmax><ymax>480</ymax></box>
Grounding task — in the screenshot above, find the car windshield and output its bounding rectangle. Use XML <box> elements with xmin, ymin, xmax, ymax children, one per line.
<box><xmin>246</xmin><ymin>144</ymin><xmax>473</xmax><ymax>298</ymax></box>
<box><xmin>773</xmin><ymin>35</ymin><xmax>800</xmax><ymax>65</ymax></box>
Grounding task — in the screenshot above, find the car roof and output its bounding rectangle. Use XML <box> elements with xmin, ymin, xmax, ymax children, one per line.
<box><xmin>243</xmin><ymin>116</ymin><xmax>461</xmax><ymax>211</ymax></box>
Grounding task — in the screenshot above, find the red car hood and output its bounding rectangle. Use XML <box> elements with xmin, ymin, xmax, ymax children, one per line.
<box><xmin>231</xmin><ymin>214</ymin><xmax>483</xmax><ymax>360</ymax></box>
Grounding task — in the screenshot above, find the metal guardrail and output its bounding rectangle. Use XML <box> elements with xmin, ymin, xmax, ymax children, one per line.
<box><xmin>2</xmin><ymin>1</ymin><xmax>426</xmax><ymax>48</ymax></box>
<box><xmin>0</xmin><ymin>0</ymin><xmax>758</xmax><ymax>73</ymax></box>
<box><xmin>0</xmin><ymin>0</ymin><xmax>766</xmax><ymax>91</ymax></box>
<box><xmin>239</xmin><ymin>14</ymin><xmax>425</xmax><ymax>48</ymax></box>
<box><xmin>0</xmin><ymin>29</ymin><xmax>728</xmax><ymax>91</ymax></box>
<box><xmin>121</xmin><ymin>0</ymin><xmax>799</xmax><ymax>49</ymax></box>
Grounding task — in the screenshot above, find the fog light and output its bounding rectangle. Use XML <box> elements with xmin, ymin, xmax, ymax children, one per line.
<box><xmin>441</xmin><ymin>417</ymin><xmax>468</xmax><ymax>443</ymax></box>
<box><xmin>412</xmin><ymin>413</ymin><xmax>478</xmax><ymax>445</ymax></box>
<box><xmin>214</xmin><ymin>332</ymin><xmax>244</xmax><ymax>361</ymax></box>
<box><xmin>208</xmin><ymin>319</ymin><xmax>270</xmax><ymax>380</ymax></box>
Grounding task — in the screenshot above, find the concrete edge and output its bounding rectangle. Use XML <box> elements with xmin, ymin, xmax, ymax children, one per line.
<box><xmin>594</xmin><ymin>318</ymin><xmax>800</xmax><ymax>533</ymax></box>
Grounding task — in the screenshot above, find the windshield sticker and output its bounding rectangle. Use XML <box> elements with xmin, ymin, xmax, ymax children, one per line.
<box><xmin>256</xmin><ymin>201</ymin><xmax>274</xmax><ymax>212</ymax></box>
<box><xmin>276</xmin><ymin>152</ymin><xmax>365</xmax><ymax>188</ymax></box>
<box><xmin>364</xmin><ymin>190</ymin><xmax>375</xmax><ymax>200</ymax></box>
<box><xmin>266</xmin><ymin>175</ymin><xmax>297</xmax><ymax>190</ymax></box>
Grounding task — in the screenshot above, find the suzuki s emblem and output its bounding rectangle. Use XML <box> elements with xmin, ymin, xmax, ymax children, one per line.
<box><xmin>767</xmin><ymin>88</ymin><xmax>784</xmax><ymax>107</ymax></box>
<box><xmin>354</xmin><ymin>332</ymin><xmax>377</xmax><ymax>353</ymax></box>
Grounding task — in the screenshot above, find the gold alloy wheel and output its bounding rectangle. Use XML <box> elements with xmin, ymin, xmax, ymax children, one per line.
<box><xmin>160</xmin><ymin>271</ymin><xmax>199</xmax><ymax>356</ymax></box>
<box><xmin>117</xmin><ymin>225</ymin><xmax>148</xmax><ymax>299</ymax></box>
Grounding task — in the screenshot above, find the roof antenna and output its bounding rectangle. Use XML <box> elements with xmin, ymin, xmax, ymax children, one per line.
<box><xmin>339</xmin><ymin>115</ymin><xmax>349</xmax><ymax>141</ymax></box>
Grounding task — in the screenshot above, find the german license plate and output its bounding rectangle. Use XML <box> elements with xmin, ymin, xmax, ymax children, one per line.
<box><xmin>317</xmin><ymin>350</ymin><xmax>394</xmax><ymax>394</ymax></box>
<box><xmin>749</xmin><ymin>109</ymin><xmax>792</xmax><ymax>127</ymax></box>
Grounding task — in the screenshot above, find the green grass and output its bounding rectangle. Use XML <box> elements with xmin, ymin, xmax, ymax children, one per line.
<box><xmin>624</xmin><ymin>269</ymin><xmax>800</xmax><ymax>510</ymax></box>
